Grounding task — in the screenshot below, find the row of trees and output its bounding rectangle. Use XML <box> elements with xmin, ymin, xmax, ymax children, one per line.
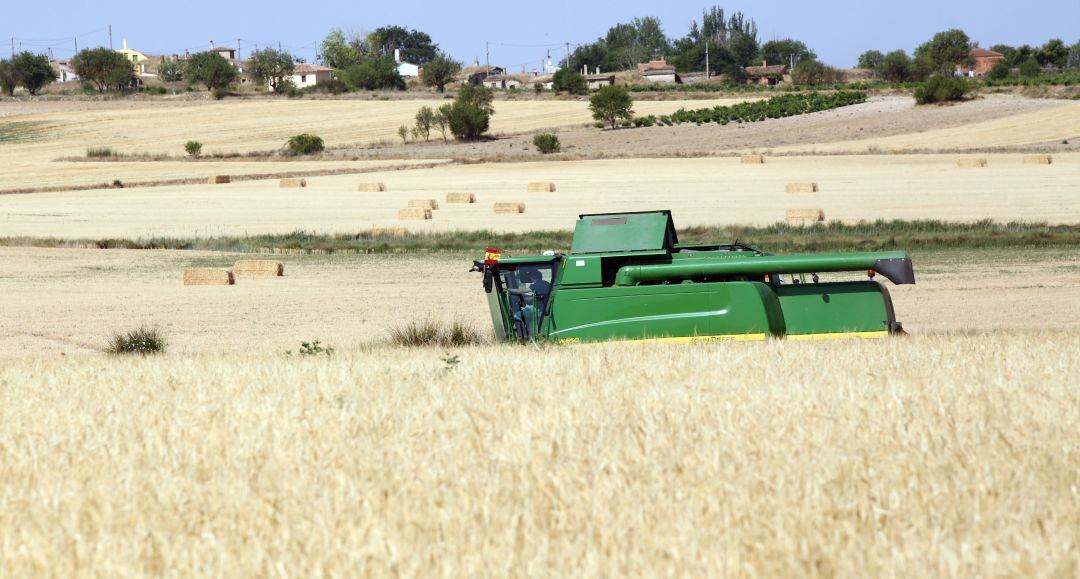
<box><xmin>319</xmin><ymin>26</ymin><xmax>462</xmax><ymax>92</ymax></box>
<box><xmin>858</xmin><ymin>32</ymin><xmax>1080</xmax><ymax>83</ymax></box>
<box><xmin>0</xmin><ymin>52</ymin><xmax>56</xmax><ymax>96</ymax></box>
<box><xmin>565</xmin><ymin>8</ymin><xmax>819</xmax><ymax>81</ymax></box>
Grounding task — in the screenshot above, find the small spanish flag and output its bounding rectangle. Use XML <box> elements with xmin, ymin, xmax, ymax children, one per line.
<box><xmin>484</xmin><ymin>248</ymin><xmax>502</xmax><ymax>265</ymax></box>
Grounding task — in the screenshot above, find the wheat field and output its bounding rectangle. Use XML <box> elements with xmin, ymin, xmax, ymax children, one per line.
<box><xmin>0</xmin><ymin>334</ymin><xmax>1076</xmax><ymax>576</ymax></box>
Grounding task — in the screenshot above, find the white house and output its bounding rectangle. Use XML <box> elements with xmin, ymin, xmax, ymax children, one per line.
<box><xmin>283</xmin><ymin>63</ymin><xmax>333</xmax><ymax>89</ymax></box>
<box><xmin>395</xmin><ymin>49</ymin><xmax>420</xmax><ymax>78</ymax></box>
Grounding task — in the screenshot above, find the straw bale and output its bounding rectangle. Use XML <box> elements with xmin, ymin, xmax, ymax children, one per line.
<box><xmin>358</xmin><ymin>182</ymin><xmax>387</xmax><ymax>192</ymax></box>
<box><xmin>208</xmin><ymin>175</ymin><xmax>231</xmax><ymax>184</ymax></box>
<box><xmin>233</xmin><ymin>260</ymin><xmax>284</xmax><ymax>277</ymax></box>
<box><xmin>446</xmin><ymin>192</ymin><xmax>476</xmax><ymax>204</ymax></box>
<box><xmin>956</xmin><ymin>158</ymin><xmax>987</xmax><ymax>168</ymax></box>
<box><xmin>1022</xmin><ymin>155</ymin><xmax>1052</xmax><ymax>165</ymax></box>
<box><xmin>785</xmin><ymin>208</ymin><xmax>825</xmax><ymax>226</ymax></box>
<box><xmin>741</xmin><ymin>154</ymin><xmax>765</xmax><ymax>164</ymax></box>
<box><xmin>494</xmin><ymin>203</ymin><xmax>526</xmax><ymax>214</ymax></box>
<box><xmin>183</xmin><ymin>268</ymin><xmax>235</xmax><ymax>286</ymax></box>
<box><xmin>527</xmin><ymin>182</ymin><xmax>556</xmax><ymax>192</ymax></box>
<box><xmin>280</xmin><ymin>178</ymin><xmax>307</xmax><ymax>187</ymax></box>
<box><xmin>398</xmin><ymin>208</ymin><xmax>432</xmax><ymax>220</ymax></box>
<box><xmin>408</xmin><ymin>199</ymin><xmax>439</xmax><ymax>210</ymax></box>
<box><xmin>785</xmin><ymin>182</ymin><xmax>819</xmax><ymax>193</ymax></box>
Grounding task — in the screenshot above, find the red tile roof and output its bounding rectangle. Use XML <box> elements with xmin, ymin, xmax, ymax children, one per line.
<box><xmin>970</xmin><ymin>47</ymin><xmax>1004</xmax><ymax>58</ymax></box>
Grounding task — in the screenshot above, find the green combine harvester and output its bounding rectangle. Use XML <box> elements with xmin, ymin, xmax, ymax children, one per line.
<box><xmin>472</xmin><ymin>210</ymin><xmax>915</xmax><ymax>343</ymax></box>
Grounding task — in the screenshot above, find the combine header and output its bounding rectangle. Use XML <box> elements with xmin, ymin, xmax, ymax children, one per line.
<box><xmin>472</xmin><ymin>210</ymin><xmax>915</xmax><ymax>344</ymax></box>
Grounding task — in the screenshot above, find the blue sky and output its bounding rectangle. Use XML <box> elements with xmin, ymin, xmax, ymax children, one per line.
<box><xmin>6</xmin><ymin>0</ymin><xmax>1078</xmax><ymax>67</ymax></box>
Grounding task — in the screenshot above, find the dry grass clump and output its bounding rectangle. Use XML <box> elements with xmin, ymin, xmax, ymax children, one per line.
<box><xmin>387</xmin><ymin>319</ymin><xmax>490</xmax><ymax>347</ymax></box>
<box><xmin>0</xmin><ymin>334</ymin><xmax>1076</xmax><ymax>575</ymax></box>
<box><xmin>104</xmin><ymin>325</ymin><xmax>166</xmax><ymax>355</ymax></box>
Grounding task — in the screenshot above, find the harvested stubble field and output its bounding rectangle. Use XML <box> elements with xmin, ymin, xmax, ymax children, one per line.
<box><xmin>0</xmin><ymin>97</ymin><xmax>751</xmax><ymax>190</ymax></box>
<box><xmin>0</xmin><ymin>245</ymin><xmax>1077</xmax><ymax>357</ymax></box>
<box><xmin>1</xmin><ymin>154</ymin><xmax>1076</xmax><ymax>238</ymax></box>
<box><xmin>1</xmin><ymin>334</ymin><xmax>1077</xmax><ymax>575</ymax></box>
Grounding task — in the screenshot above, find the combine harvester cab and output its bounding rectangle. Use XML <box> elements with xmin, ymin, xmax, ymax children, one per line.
<box><xmin>473</xmin><ymin>210</ymin><xmax>915</xmax><ymax>344</ymax></box>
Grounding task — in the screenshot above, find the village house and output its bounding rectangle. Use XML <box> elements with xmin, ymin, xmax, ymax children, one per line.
<box><xmin>585</xmin><ymin>74</ymin><xmax>616</xmax><ymax>89</ymax></box>
<box><xmin>642</xmin><ymin>66</ymin><xmax>680</xmax><ymax>84</ymax></box>
<box><xmin>463</xmin><ymin>65</ymin><xmax>506</xmax><ymax>85</ymax></box>
<box><xmin>394</xmin><ymin>49</ymin><xmax>420</xmax><ymax>78</ymax></box>
<box><xmin>957</xmin><ymin>47</ymin><xmax>1006</xmax><ymax>77</ymax></box>
<box><xmin>50</xmin><ymin>60</ymin><xmax>78</xmax><ymax>83</ymax></box>
<box><xmin>637</xmin><ymin>57</ymin><xmax>671</xmax><ymax>73</ymax></box>
<box><xmin>285</xmin><ymin>63</ymin><xmax>333</xmax><ymax>88</ymax></box>
<box><xmin>481</xmin><ymin>75</ymin><xmax>524</xmax><ymax>89</ymax></box>
<box><xmin>744</xmin><ymin>61</ymin><xmax>786</xmax><ymax>85</ymax></box>
<box><xmin>116</xmin><ymin>39</ymin><xmax>151</xmax><ymax>77</ymax></box>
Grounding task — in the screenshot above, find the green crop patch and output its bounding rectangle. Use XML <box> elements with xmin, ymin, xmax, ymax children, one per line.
<box><xmin>0</xmin><ymin>121</ymin><xmax>48</xmax><ymax>145</ymax></box>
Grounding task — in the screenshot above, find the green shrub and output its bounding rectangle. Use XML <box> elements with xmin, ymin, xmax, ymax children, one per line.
<box><xmin>592</xmin><ymin>121</ymin><xmax>605</xmax><ymax>129</ymax></box>
<box><xmin>552</xmin><ymin>68</ymin><xmax>587</xmax><ymax>94</ymax></box>
<box><xmin>632</xmin><ymin>115</ymin><xmax>657</xmax><ymax>127</ymax></box>
<box><xmin>184</xmin><ymin>141</ymin><xmax>202</xmax><ymax>158</ymax></box>
<box><xmin>286</xmin><ymin>133</ymin><xmax>325</xmax><ymax>155</ymax></box>
<box><xmin>914</xmin><ymin>75</ymin><xmax>970</xmax><ymax>104</ymax></box>
<box><xmin>211</xmin><ymin>87</ymin><xmax>228</xmax><ymax>100</ymax></box>
<box><xmin>447</xmin><ymin>84</ymin><xmax>495</xmax><ymax>141</ymax></box>
<box><xmin>533</xmin><ymin>133</ymin><xmax>561</xmax><ymax>154</ymax></box>
<box><xmin>1018</xmin><ymin>59</ymin><xmax>1041</xmax><ymax>78</ymax></box>
<box><xmin>986</xmin><ymin>61</ymin><xmax>1011</xmax><ymax>81</ymax></box>
<box><xmin>86</xmin><ymin>147</ymin><xmax>116</xmax><ymax>158</ymax></box>
<box><xmin>293</xmin><ymin>339</ymin><xmax>334</xmax><ymax>356</ymax></box>
<box><xmin>142</xmin><ymin>85</ymin><xmax>167</xmax><ymax>95</ymax></box>
<box><xmin>106</xmin><ymin>326</ymin><xmax>166</xmax><ymax>355</ymax></box>
<box><xmin>388</xmin><ymin>320</ymin><xmax>489</xmax><ymax>347</ymax></box>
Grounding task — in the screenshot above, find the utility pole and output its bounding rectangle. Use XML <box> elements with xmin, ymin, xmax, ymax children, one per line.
<box><xmin>237</xmin><ymin>38</ymin><xmax>241</xmax><ymax>60</ymax></box>
<box><xmin>565</xmin><ymin>42</ymin><xmax>570</xmax><ymax>69</ymax></box>
<box><xmin>704</xmin><ymin>9</ymin><xmax>709</xmax><ymax>79</ymax></box>
<box><xmin>10</xmin><ymin>37</ymin><xmax>14</xmax><ymax>58</ymax></box>
<box><xmin>485</xmin><ymin>42</ymin><xmax>489</xmax><ymax>70</ymax></box>
<box><xmin>74</xmin><ymin>36</ymin><xmax>78</xmax><ymax>54</ymax></box>
<box><xmin>108</xmin><ymin>25</ymin><xmax>113</xmax><ymax>50</ymax></box>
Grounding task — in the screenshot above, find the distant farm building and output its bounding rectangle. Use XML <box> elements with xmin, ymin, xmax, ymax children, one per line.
<box><xmin>586</xmin><ymin>74</ymin><xmax>616</xmax><ymax>89</ymax></box>
<box><xmin>463</xmin><ymin>65</ymin><xmax>506</xmax><ymax>85</ymax></box>
<box><xmin>50</xmin><ymin>60</ymin><xmax>78</xmax><ymax>82</ymax></box>
<box><xmin>744</xmin><ymin>61</ymin><xmax>787</xmax><ymax>85</ymax></box>
<box><xmin>642</xmin><ymin>67</ymin><xmax>680</xmax><ymax>84</ymax></box>
<box><xmin>116</xmin><ymin>39</ymin><xmax>151</xmax><ymax>77</ymax></box>
<box><xmin>637</xmin><ymin>57</ymin><xmax>671</xmax><ymax>73</ymax></box>
<box><xmin>957</xmin><ymin>47</ymin><xmax>1006</xmax><ymax>77</ymax></box>
<box><xmin>286</xmin><ymin>63</ymin><xmax>333</xmax><ymax>88</ymax></box>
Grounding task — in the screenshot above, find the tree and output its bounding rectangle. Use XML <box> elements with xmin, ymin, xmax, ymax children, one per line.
<box><xmin>340</xmin><ymin>55</ymin><xmax>404</xmax><ymax>90</ymax></box>
<box><xmin>914</xmin><ymin>29</ymin><xmax>973</xmax><ymax>74</ymax></box>
<box><xmin>790</xmin><ymin>59</ymin><xmax>842</xmax><ymax>86</ymax></box>
<box><xmin>589</xmin><ymin>85</ymin><xmax>634</xmax><ymax>129</ymax></box>
<box><xmin>186</xmin><ymin>51</ymin><xmax>237</xmax><ymax>90</ymax></box>
<box><xmin>1036</xmin><ymin>38</ymin><xmax>1068</xmax><ymax>68</ymax></box>
<box><xmin>414</xmin><ymin>106</ymin><xmax>434</xmax><ymax>141</ymax></box>
<box><xmin>158</xmin><ymin>59</ymin><xmax>185</xmax><ymax>83</ymax></box>
<box><xmin>1018</xmin><ymin>58</ymin><xmax>1041</xmax><ymax>78</ymax></box>
<box><xmin>248</xmin><ymin>48</ymin><xmax>295</xmax><ymax>93</ymax></box>
<box><xmin>368</xmin><ymin>25</ymin><xmax>438</xmax><ymax>65</ymax></box>
<box><xmin>986</xmin><ymin>60</ymin><xmax>1011</xmax><ymax>80</ymax></box>
<box><xmin>447</xmin><ymin>84</ymin><xmax>494</xmax><ymax>141</ymax></box>
<box><xmin>422</xmin><ymin>52</ymin><xmax>461</xmax><ymax>93</ymax></box>
<box><xmin>319</xmin><ymin>28</ymin><xmax>362</xmax><ymax>69</ymax></box>
<box><xmin>878</xmin><ymin>50</ymin><xmax>913</xmax><ymax>82</ymax></box>
<box><xmin>760</xmin><ymin>39</ymin><xmax>816</xmax><ymax>68</ymax></box>
<box><xmin>11</xmin><ymin>52</ymin><xmax>55</xmax><ymax>95</ymax></box>
<box><xmin>857</xmin><ymin>49</ymin><xmax>884</xmax><ymax>71</ymax></box>
<box><xmin>71</xmin><ymin>47</ymin><xmax>135</xmax><ymax>92</ymax></box>
<box><xmin>567</xmin><ymin>16</ymin><xmax>669</xmax><ymax>73</ymax></box>
<box><xmin>433</xmin><ymin>103</ymin><xmax>452</xmax><ymax>142</ymax></box>
<box><xmin>1068</xmin><ymin>41</ymin><xmax>1080</xmax><ymax>69</ymax></box>
<box><xmin>0</xmin><ymin>60</ymin><xmax>17</xmax><ymax>96</ymax></box>
<box><xmin>552</xmin><ymin>68</ymin><xmax>587</xmax><ymax>94</ymax></box>
<box><xmin>990</xmin><ymin>44</ymin><xmax>1017</xmax><ymax>64</ymax></box>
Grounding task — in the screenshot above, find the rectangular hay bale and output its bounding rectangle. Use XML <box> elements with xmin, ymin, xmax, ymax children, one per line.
<box><xmin>208</xmin><ymin>175</ymin><xmax>231</xmax><ymax>184</ymax></box>
<box><xmin>956</xmin><ymin>158</ymin><xmax>987</xmax><ymax>168</ymax></box>
<box><xmin>408</xmin><ymin>199</ymin><xmax>439</xmax><ymax>210</ymax></box>
<box><xmin>183</xmin><ymin>268</ymin><xmax>235</xmax><ymax>286</ymax></box>
<box><xmin>527</xmin><ymin>182</ymin><xmax>556</xmax><ymax>192</ymax></box>
<box><xmin>785</xmin><ymin>208</ymin><xmax>825</xmax><ymax>226</ymax></box>
<box><xmin>785</xmin><ymin>181</ymin><xmax>819</xmax><ymax>193</ymax></box>
<box><xmin>446</xmin><ymin>192</ymin><xmax>476</xmax><ymax>204</ymax></box>
<box><xmin>1022</xmin><ymin>155</ymin><xmax>1052</xmax><ymax>165</ymax></box>
<box><xmin>280</xmin><ymin>178</ymin><xmax>307</xmax><ymax>187</ymax></box>
<box><xmin>233</xmin><ymin>260</ymin><xmax>284</xmax><ymax>277</ymax></box>
<box><xmin>398</xmin><ymin>207</ymin><xmax>432</xmax><ymax>220</ymax></box>
<box><xmin>741</xmin><ymin>154</ymin><xmax>765</xmax><ymax>164</ymax></box>
<box><xmin>494</xmin><ymin>202</ymin><xmax>526</xmax><ymax>214</ymax></box>
<box><xmin>358</xmin><ymin>182</ymin><xmax>387</xmax><ymax>192</ymax></box>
